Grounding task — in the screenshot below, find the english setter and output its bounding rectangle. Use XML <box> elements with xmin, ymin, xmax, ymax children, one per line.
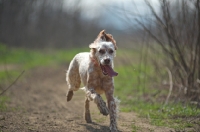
<box><xmin>66</xmin><ymin>30</ymin><xmax>119</xmax><ymax>132</ymax></box>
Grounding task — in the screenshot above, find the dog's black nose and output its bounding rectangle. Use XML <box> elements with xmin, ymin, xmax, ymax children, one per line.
<box><xmin>104</xmin><ymin>59</ymin><xmax>110</xmax><ymax>64</ymax></box>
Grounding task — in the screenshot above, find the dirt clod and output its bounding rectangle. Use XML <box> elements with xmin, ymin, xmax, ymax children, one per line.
<box><xmin>0</xmin><ymin>115</ymin><xmax>5</xmax><ymax>120</ymax></box>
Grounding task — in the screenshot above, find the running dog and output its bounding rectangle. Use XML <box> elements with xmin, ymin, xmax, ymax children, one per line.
<box><xmin>66</xmin><ymin>30</ymin><xmax>119</xmax><ymax>132</ymax></box>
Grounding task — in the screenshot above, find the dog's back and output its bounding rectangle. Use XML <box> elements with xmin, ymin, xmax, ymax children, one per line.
<box><xmin>66</xmin><ymin>52</ymin><xmax>90</xmax><ymax>92</ymax></box>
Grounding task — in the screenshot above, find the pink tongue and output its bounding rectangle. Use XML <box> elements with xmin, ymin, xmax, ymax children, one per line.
<box><xmin>104</xmin><ymin>65</ymin><xmax>118</xmax><ymax>77</ymax></box>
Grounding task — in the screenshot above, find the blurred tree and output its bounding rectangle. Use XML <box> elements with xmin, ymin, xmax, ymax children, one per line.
<box><xmin>0</xmin><ymin>0</ymin><xmax>101</xmax><ymax>48</ymax></box>
<box><xmin>137</xmin><ymin>0</ymin><xmax>200</xmax><ymax>102</ymax></box>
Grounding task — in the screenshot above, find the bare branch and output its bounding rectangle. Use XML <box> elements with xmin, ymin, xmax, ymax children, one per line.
<box><xmin>164</xmin><ymin>67</ymin><xmax>173</xmax><ymax>105</ymax></box>
<box><xmin>196</xmin><ymin>0</ymin><xmax>200</xmax><ymax>79</ymax></box>
<box><xmin>162</xmin><ymin>0</ymin><xmax>189</xmax><ymax>73</ymax></box>
<box><xmin>0</xmin><ymin>70</ymin><xmax>25</xmax><ymax>96</ymax></box>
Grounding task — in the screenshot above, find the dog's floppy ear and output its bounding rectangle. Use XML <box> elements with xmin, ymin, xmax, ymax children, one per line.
<box><xmin>89</xmin><ymin>30</ymin><xmax>106</xmax><ymax>49</ymax></box>
<box><xmin>89</xmin><ymin>30</ymin><xmax>117</xmax><ymax>50</ymax></box>
<box><xmin>95</xmin><ymin>30</ymin><xmax>107</xmax><ymax>42</ymax></box>
<box><xmin>105</xmin><ymin>33</ymin><xmax>117</xmax><ymax>50</ymax></box>
<box><xmin>89</xmin><ymin>43</ymin><xmax>97</xmax><ymax>49</ymax></box>
<box><xmin>101</xmin><ymin>30</ymin><xmax>117</xmax><ymax>50</ymax></box>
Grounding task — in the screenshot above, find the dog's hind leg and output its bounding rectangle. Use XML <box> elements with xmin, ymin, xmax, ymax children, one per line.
<box><xmin>66</xmin><ymin>90</ymin><xmax>74</xmax><ymax>102</ymax></box>
<box><xmin>84</xmin><ymin>97</ymin><xmax>92</xmax><ymax>123</ymax></box>
<box><xmin>66</xmin><ymin>59</ymin><xmax>81</xmax><ymax>102</ymax></box>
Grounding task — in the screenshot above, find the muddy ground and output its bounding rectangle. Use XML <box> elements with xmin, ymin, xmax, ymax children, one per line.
<box><xmin>0</xmin><ymin>66</ymin><xmax>174</xmax><ymax>132</ymax></box>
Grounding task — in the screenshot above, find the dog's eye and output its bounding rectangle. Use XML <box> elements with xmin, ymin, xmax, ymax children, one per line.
<box><xmin>109</xmin><ymin>50</ymin><xmax>114</xmax><ymax>54</ymax></box>
<box><xmin>99</xmin><ymin>49</ymin><xmax>105</xmax><ymax>54</ymax></box>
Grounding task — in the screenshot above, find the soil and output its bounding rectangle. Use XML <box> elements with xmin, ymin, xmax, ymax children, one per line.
<box><xmin>0</xmin><ymin>65</ymin><xmax>174</xmax><ymax>132</ymax></box>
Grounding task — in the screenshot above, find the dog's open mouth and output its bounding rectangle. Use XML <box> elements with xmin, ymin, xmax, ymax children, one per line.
<box><xmin>100</xmin><ymin>64</ymin><xmax>118</xmax><ymax>77</ymax></box>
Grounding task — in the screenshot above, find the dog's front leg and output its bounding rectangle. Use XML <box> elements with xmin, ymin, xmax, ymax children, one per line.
<box><xmin>85</xmin><ymin>71</ymin><xmax>109</xmax><ymax>116</ymax></box>
<box><xmin>85</xmin><ymin>88</ymin><xmax>109</xmax><ymax>116</ymax></box>
<box><xmin>105</xmin><ymin>88</ymin><xmax>118</xmax><ymax>132</ymax></box>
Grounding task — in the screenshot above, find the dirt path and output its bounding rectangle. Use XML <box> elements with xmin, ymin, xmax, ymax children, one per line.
<box><xmin>0</xmin><ymin>66</ymin><xmax>174</xmax><ymax>132</ymax></box>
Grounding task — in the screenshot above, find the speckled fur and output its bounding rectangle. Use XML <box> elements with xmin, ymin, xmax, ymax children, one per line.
<box><xmin>66</xmin><ymin>30</ymin><xmax>118</xmax><ymax>132</ymax></box>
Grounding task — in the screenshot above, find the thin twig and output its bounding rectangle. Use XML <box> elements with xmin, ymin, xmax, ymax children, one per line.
<box><xmin>0</xmin><ymin>70</ymin><xmax>25</xmax><ymax>96</ymax></box>
<box><xmin>165</xmin><ymin>67</ymin><xmax>173</xmax><ymax>105</ymax></box>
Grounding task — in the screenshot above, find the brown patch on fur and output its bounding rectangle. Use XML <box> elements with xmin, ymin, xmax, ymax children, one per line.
<box><xmin>89</xmin><ymin>48</ymin><xmax>99</xmax><ymax>67</ymax></box>
<box><xmin>90</xmin><ymin>56</ymin><xmax>99</xmax><ymax>67</ymax></box>
<box><xmin>90</xmin><ymin>48</ymin><xmax>96</xmax><ymax>58</ymax></box>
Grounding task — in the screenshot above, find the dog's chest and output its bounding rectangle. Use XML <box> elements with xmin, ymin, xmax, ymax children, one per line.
<box><xmin>93</xmin><ymin>73</ymin><xmax>112</xmax><ymax>95</ymax></box>
<box><xmin>93</xmin><ymin>78</ymin><xmax>105</xmax><ymax>94</ymax></box>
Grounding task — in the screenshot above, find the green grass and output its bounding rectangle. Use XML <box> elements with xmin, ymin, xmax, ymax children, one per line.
<box><xmin>120</xmin><ymin>100</ymin><xmax>200</xmax><ymax>130</ymax></box>
<box><xmin>0</xmin><ymin>95</ymin><xmax>9</xmax><ymax>111</ymax></box>
<box><xmin>0</xmin><ymin>43</ymin><xmax>87</xmax><ymax>83</ymax></box>
<box><xmin>1</xmin><ymin>43</ymin><xmax>200</xmax><ymax>130</ymax></box>
<box><xmin>113</xmin><ymin>48</ymin><xmax>200</xmax><ymax>130</ymax></box>
<box><xmin>132</xmin><ymin>123</ymin><xmax>141</xmax><ymax>132</ymax></box>
<box><xmin>0</xmin><ymin>43</ymin><xmax>87</xmax><ymax>111</ymax></box>
<box><xmin>0</xmin><ymin>44</ymin><xmax>87</xmax><ymax>68</ymax></box>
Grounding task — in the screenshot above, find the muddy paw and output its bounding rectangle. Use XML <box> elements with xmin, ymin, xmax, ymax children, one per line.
<box><xmin>100</xmin><ymin>106</ymin><xmax>109</xmax><ymax>116</ymax></box>
<box><xmin>66</xmin><ymin>91</ymin><xmax>73</xmax><ymax>102</ymax></box>
<box><xmin>110</xmin><ymin>125</ymin><xmax>118</xmax><ymax>132</ymax></box>
<box><xmin>98</xmin><ymin>99</ymin><xmax>109</xmax><ymax>116</ymax></box>
<box><xmin>85</xmin><ymin>113</ymin><xmax>92</xmax><ymax>123</ymax></box>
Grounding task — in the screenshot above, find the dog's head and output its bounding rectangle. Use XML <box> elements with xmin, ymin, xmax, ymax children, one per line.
<box><xmin>89</xmin><ymin>30</ymin><xmax>118</xmax><ymax>77</ymax></box>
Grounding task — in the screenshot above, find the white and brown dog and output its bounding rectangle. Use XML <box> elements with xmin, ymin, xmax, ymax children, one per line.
<box><xmin>66</xmin><ymin>30</ymin><xmax>119</xmax><ymax>132</ymax></box>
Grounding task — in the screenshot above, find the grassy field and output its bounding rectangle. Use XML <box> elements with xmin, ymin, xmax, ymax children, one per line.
<box><xmin>0</xmin><ymin>43</ymin><xmax>200</xmax><ymax>131</ymax></box>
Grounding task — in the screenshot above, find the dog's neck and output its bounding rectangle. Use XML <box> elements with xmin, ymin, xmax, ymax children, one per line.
<box><xmin>90</xmin><ymin>48</ymin><xmax>99</xmax><ymax>67</ymax></box>
<box><xmin>90</xmin><ymin>55</ymin><xmax>99</xmax><ymax>67</ymax></box>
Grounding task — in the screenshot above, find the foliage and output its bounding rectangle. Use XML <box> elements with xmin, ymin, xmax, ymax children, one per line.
<box><xmin>0</xmin><ymin>0</ymin><xmax>100</xmax><ymax>48</ymax></box>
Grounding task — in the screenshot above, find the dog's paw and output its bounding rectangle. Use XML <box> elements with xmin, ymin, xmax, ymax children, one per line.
<box><xmin>85</xmin><ymin>113</ymin><xmax>92</xmax><ymax>123</ymax></box>
<box><xmin>98</xmin><ymin>99</ymin><xmax>109</xmax><ymax>116</ymax></box>
<box><xmin>110</xmin><ymin>125</ymin><xmax>118</xmax><ymax>132</ymax></box>
<box><xmin>66</xmin><ymin>91</ymin><xmax>73</xmax><ymax>102</ymax></box>
<box><xmin>100</xmin><ymin>106</ymin><xmax>109</xmax><ymax>116</ymax></box>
